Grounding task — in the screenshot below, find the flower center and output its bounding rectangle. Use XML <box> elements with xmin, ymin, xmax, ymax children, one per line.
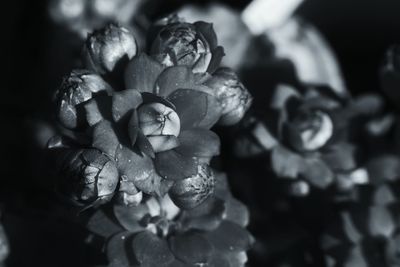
<box><xmin>289</xmin><ymin>110</ymin><xmax>333</xmax><ymax>151</ymax></box>
<box><xmin>138</xmin><ymin>103</ymin><xmax>180</xmax><ymax>137</ymax></box>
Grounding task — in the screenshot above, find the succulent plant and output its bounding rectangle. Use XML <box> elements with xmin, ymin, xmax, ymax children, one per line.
<box><xmin>234</xmin><ymin>83</ymin><xmax>384</xmax><ymax>196</ymax></box>
<box><xmin>50</xmin><ymin>18</ymin><xmax>252</xmax><ymax>212</ymax></box>
<box><xmin>86</xmin><ymin>172</ymin><xmax>252</xmax><ymax>267</ymax></box>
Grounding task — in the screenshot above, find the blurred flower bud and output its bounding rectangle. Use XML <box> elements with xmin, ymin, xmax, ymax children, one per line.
<box><xmin>150</xmin><ymin>22</ymin><xmax>212</xmax><ymax>73</ymax></box>
<box><xmin>55</xmin><ymin>69</ymin><xmax>112</xmax><ymax>129</ymax></box>
<box><xmin>206</xmin><ymin>68</ymin><xmax>252</xmax><ymax>125</ymax></box>
<box><xmin>138</xmin><ymin>103</ymin><xmax>181</xmax><ymax>153</ymax></box>
<box><xmin>83</xmin><ymin>23</ymin><xmax>137</xmax><ymax>74</ymax></box>
<box><xmin>58</xmin><ymin>148</ymin><xmax>119</xmax><ymax>206</ymax></box>
<box><xmin>116</xmin><ymin>176</ymin><xmax>143</xmax><ymax>206</ymax></box>
<box><xmin>169</xmin><ymin>164</ymin><xmax>215</xmax><ymax>209</ymax></box>
<box><xmin>0</xmin><ymin>224</ymin><xmax>9</xmax><ymax>263</ymax></box>
<box><xmin>286</xmin><ymin>110</ymin><xmax>333</xmax><ymax>152</ymax></box>
<box><xmin>380</xmin><ymin>45</ymin><xmax>400</xmax><ymax>106</ymax></box>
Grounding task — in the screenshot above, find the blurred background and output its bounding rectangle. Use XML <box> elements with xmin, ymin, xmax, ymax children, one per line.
<box><xmin>2</xmin><ymin>0</ymin><xmax>400</xmax><ymax>266</ymax></box>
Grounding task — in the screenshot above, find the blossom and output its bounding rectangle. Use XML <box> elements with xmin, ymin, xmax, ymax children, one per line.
<box><xmin>149</xmin><ymin>15</ymin><xmax>225</xmax><ymax>74</ymax></box>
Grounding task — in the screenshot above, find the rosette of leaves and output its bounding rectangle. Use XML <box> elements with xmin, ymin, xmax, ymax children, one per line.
<box><xmin>86</xmin><ymin>172</ymin><xmax>253</xmax><ymax>267</ymax></box>
<box><xmin>321</xmin><ymin>178</ymin><xmax>400</xmax><ymax>267</ymax></box>
<box><xmin>50</xmin><ymin>21</ymin><xmax>251</xmax><ymax>209</ymax></box>
<box><xmin>234</xmin><ymin>83</ymin><xmax>383</xmax><ymax>196</ymax></box>
<box><xmin>148</xmin><ymin>14</ymin><xmax>225</xmax><ymax>74</ymax></box>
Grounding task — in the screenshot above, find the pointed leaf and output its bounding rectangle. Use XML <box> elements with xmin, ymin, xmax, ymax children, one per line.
<box><xmin>132</xmin><ymin>231</ymin><xmax>174</xmax><ymax>266</ymax></box>
<box><xmin>176</xmin><ymin>129</ymin><xmax>220</xmax><ymax>157</ymax></box>
<box><xmin>107</xmin><ymin>232</ymin><xmax>133</xmax><ymax>267</ymax></box>
<box><xmin>205</xmin><ymin>221</ymin><xmax>252</xmax><ymax>253</ymax></box>
<box><xmin>271</xmin><ymin>146</ymin><xmax>303</xmax><ymax>179</ymax></box>
<box><xmin>300</xmin><ymin>157</ymin><xmax>334</xmax><ymax>189</ymax></box>
<box><xmin>128</xmin><ymin>109</ymin><xmax>139</xmax><ymax>146</ymax></box>
<box><xmin>141</xmin><ymin>92</ymin><xmax>176</xmax><ymax>110</ymax></box>
<box><xmin>113</xmin><ymin>204</ymin><xmax>149</xmax><ymax>232</ymax></box>
<box><xmin>124</xmin><ymin>53</ymin><xmax>165</xmax><ymax>93</ymax></box>
<box><xmin>154</xmin><ymin>150</ymin><xmax>199</xmax><ymax>180</ymax></box>
<box><xmin>225</xmin><ymin>196</ymin><xmax>250</xmax><ymax>227</ymax></box>
<box><xmin>136</xmin><ymin>131</ymin><xmax>155</xmax><ymax>158</ymax></box>
<box><xmin>168</xmin><ymin>89</ymin><xmax>221</xmax><ymax>130</ymax></box>
<box><xmin>87</xmin><ymin>209</ymin><xmax>123</xmax><ymax>237</ymax></box>
<box><xmin>156</xmin><ymin>66</ymin><xmax>197</xmax><ymax>97</ymax></box>
<box><xmin>111</xmin><ymin>89</ymin><xmax>142</xmax><ymax>122</ymax></box>
<box><xmin>92</xmin><ymin>121</ymin><xmax>119</xmax><ymax>157</ymax></box>
<box><xmin>169</xmin><ymin>232</ymin><xmax>214</xmax><ymax>264</ymax></box>
<box><xmin>321</xmin><ymin>143</ymin><xmax>357</xmax><ymax>172</ymax></box>
<box><xmin>208</xmin><ymin>46</ymin><xmax>225</xmax><ymax>74</ymax></box>
<box><xmin>84</xmin><ymin>94</ymin><xmax>113</xmax><ymax>126</ymax></box>
<box><xmin>194</xmin><ymin>21</ymin><xmax>218</xmax><ymax>49</ymax></box>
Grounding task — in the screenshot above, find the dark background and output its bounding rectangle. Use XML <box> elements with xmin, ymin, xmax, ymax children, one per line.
<box><xmin>2</xmin><ymin>0</ymin><xmax>400</xmax><ymax>266</ymax></box>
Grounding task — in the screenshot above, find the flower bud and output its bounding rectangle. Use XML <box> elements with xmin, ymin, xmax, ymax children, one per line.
<box><xmin>116</xmin><ymin>177</ymin><xmax>143</xmax><ymax>207</ymax></box>
<box><xmin>58</xmin><ymin>148</ymin><xmax>119</xmax><ymax>206</ymax></box>
<box><xmin>150</xmin><ymin>23</ymin><xmax>212</xmax><ymax>73</ymax></box>
<box><xmin>286</xmin><ymin>110</ymin><xmax>333</xmax><ymax>152</ymax></box>
<box><xmin>0</xmin><ymin>224</ymin><xmax>9</xmax><ymax>263</ymax></box>
<box><xmin>206</xmin><ymin>68</ymin><xmax>252</xmax><ymax>125</ymax></box>
<box><xmin>169</xmin><ymin>164</ymin><xmax>215</xmax><ymax>209</ymax></box>
<box><xmin>137</xmin><ymin>103</ymin><xmax>181</xmax><ymax>153</ymax></box>
<box><xmin>83</xmin><ymin>23</ymin><xmax>137</xmax><ymax>74</ymax></box>
<box><xmin>55</xmin><ymin>69</ymin><xmax>112</xmax><ymax>129</ymax></box>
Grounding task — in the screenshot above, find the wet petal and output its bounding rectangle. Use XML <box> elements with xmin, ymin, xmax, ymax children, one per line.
<box><xmin>113</xmin><ymin>204</ymin><xmax>149</xmax><ymax>233</ymax></box>
<box><xmin>300</xmin><ymin>157</ymin><xmax>334</xmax><ymax>189</ymax></box>
<box><xmin>86</xmin><ymin>209</ymin><xmax>123</xmax><ymax>237</ymax></box>
<box><xmin>107</xmin><ymin>232</ymin><xmax>133</xmax><ymax>267</ymax></box>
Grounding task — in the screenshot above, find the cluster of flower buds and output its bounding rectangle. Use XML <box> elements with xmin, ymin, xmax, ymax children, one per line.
<box><xmin>0</xmin><ymin>223</ymin><xmax>9</xmax><ymax>266</ymax></box>
<box><xmin>321</xmin><ymin>175</ymin><xmax>400</xmax><ymax>267</ymax></box>
<box><xmin>234</xmin><ymin>81</ymin><xmax>384</xmax><ymax>197</ymax></box>
<box><xmin>86</xmin><ymin>172</ymin><xmax>253</xmax><ymax>267</ymax></box>
<box><xmin>50</xmin><ymin>19</ymin><xmax>252</xmax><ymax>212</ymax></box>
<box><xmin>48</xmin><ymin>0</ymin><xmax>144</xmax><ymax>38</ymax></box>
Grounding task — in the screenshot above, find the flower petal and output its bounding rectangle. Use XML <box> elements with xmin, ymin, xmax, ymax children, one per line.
<box><xmin>124</xmin><ymin>53</ymin><xmax>165</xmax><ymax>93</ymax></box>
<box><xmin>194</xmin><ymin>21</ymin><xmax>218</xmax><ymax>49</ymax></box>
<box><xmin>176</xmin><ymin>129</ymin><xmax>220</xmax><ymax>157</ymax></box>
<box><xmin>154</xmin><ymin>150</ymin><xmax>199</xmax><ymax>180</ymax></box>
<box><xmin>155</xmin><ymin>66</ymin><xmax>197</xmax><ymax>97</ymax></box>
<box><xmin>167</xmin><ymin>89</ymin><xmax>221</xmax><ymax>129</ymax></box>
<box><xmin>92</xmin><ymin>121</ymin><xmax>119</xmax><ymax>157</ymax></box>
<box><xmin>208</xmin><ymin>46</ymin><xmax>225</xmax><ymax>74</ymax></box>
<box><xmin>132</xmin><ymin>231</ymin><xmax>175</xmax><ymax>266</ymax></box>
<box><xmin>169</xmin><ymin>232</ymin><xmax>214</xmax><ymax>264</ymax></box>
<box><xmin>111</xmin><ymin>89</ymin><xmax>142</xmax><ymax>122</ymax></box>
